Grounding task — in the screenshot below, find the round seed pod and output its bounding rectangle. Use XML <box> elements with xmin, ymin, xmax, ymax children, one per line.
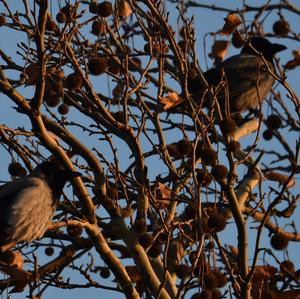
<box><xmin>66</xmin><ymin>72</ymin><xmax>83</xmax><ymax>90</ymax></box>
<box><xmin>220</xmin><ymin>117</ymin><xmax>236</xmax><ymax>135</ymax></box>
<box><xmin>201</xmin><ymin>216</ymin><xmax>211</xmax><ymax>233</ymax></box>
<box><xmin>88</xmin><ymin>57</ymin><xmax>107</xmax><ymax>75</ymax></box>
<box><xmin>100</xmin><ymin>268</ymin><xmax>110</xmax><ymax>278</ymax></box>
<box><xmin>45</xmin><ymin>96</ymin><xmax>61</xmax><ymax>107</ymax></box>
<box><xmin>24</xmin><ymin>63</ymin><xmax>39</xmax><ymax>86</ymax></box>
<box><xmin>175</xmin><ymin>264</ymin><xmax>190</xmax><ymax>279</ymax></box>
<box><xmin>108</xmin><ymin>60</ymin><xmax>121</xmax><ymax>75</ymax></box>
<box><xmin>204</xmin><ymin>272</ymin><xmax>218</xmax><ymax>290</ymax></box>
<box><xmin>196</xmin><ymin>169</ymin><xmax>212</xmax><ymax>187</ymax></box>
<box><xmin>46</xmin><ymin>19</ymin><xmax>58</xmax><ymax>31</ymax></box>
<box><xmin>67</xmin><ymin>224</ymin><xmax>83</xmax><ymax>237</ymax></box>
<box><xmin>213</xmin><ymin>270</ymin><xmax>227</xmax><ymax>288</ymax></box>
<box><xmin>211</xmin><ymin>164</ymin><xmax>228</xmax><ymax>182</ymax></box>
<box><xmin>8</xmin><ymin>162</ymin><xmax>27</xmax><ymax>176</ymax></box>
<box><xmin>270</xmin><ymin>233</ymin><xmax>289</xmax><ymax>251</ymax></box>
<box><xmin>208</xmin><ymin>213</ymin><xmax>226</xmax><ymax>232</ymax></box>
<box><xmin>97</xmin><ymin>1</ymin><xmax>113</xmax><ymax>17</ymax></box>
<box><xmin>92</xmin><ymin>20</ymin><xmax>105</xmax><ymax>35</ymax></box>
<box><xmin>61</xmin><ymin>4</ymin><xmax>74</xmax><ymax>19</ymax></box>
<box><xmin>132</xmin><ymin>219</ymin><xmax>146</xmax><ymax>233</ymax></box>
<box><xmin>211</xmin><ymin>288</ymin><xmax>222</xmax><ymax>299</ymax></box>
<box><xmin>130</xmin><ymin>57</ymin><xmax>142</xmax><ymax>70</ymax></box>
<box><xmin>147</xmin><ymin>240</ymin><xmax>162</xmax><ymax>258</ymax></box>
<box><xmin>231</xmin><ymin>31</ymin><xmax>243</xmax><ymax>48</ymax></box>
<box><xmin>266</xmin><ymin>114</ymin><xmax>282</xmax><ymax>130</ymax></box>
<box><xmin>0</xmin><ymin>15</ymin><xmax>6</xmax><ymax>27</ymax></box>
<box><xmin>184</xmin><ymin>205</ymin><xmax>195</xmax><ymax>220</ymax></box>
<box><xmin>144</xmin><ymin>42</ymin><xmax>151</xmax><ymax>53</ymax></box>
<box><xmin>56</xmin><ymin>11</ymin><xmax>67</xmax><ymax>23</ymax></box>
<box><xmin>201</xmin><ymin>290</ymin><xmax>212</xmax><ymax>299</ymax></box>
<box><xmin>157</xmin><ymin>231</ymin><xmax>168</xmax><ymax>243</ymax></box>
<box><xmin>280</xmin><ymin>260</ymin><xmax>294</xmax><ymax>273</ymax></box>
<box><xmin>45</xmin><ymin>76</ymin><xmax>64</xmax><ymax>98</ymax></box>
<box><xmin>177</xmin><ymin>139</ymin><xmax>193</xmax><ymax>156</ymax></box>
<box><xmin>263</xmin><ymin>129</ymin><xmax>273</xmax><ymax>141</ymax></box>
<box><xmin>200</xmin><ymin>148</ymin><xmax>218</xmax><ymax>165</ymax></box>
<box><xmin>227</xmin><ymin>140</ymin><xmax>241</xmax><ymax>153</ymax></box>
<box><xmin>58</xmin><ymin>103</ymin><xmax>69</xmax><ymax>115</ymax></box>
<box><xmin>190</xmin><ymin>292</ymin><xmax>203</xmax><ymax>299</ymax></box>
<box><xmin>138</xmin><ymin>233</ymin><xmax>153</xmax><ymax>248</ymax></box>
<box><xmin>44</xmin><ymin>247</ymin><xmax>55</xmax><ymax>256</ymax></box>
<box><xmin>207</xmin><ymin>241</ymin><xmax>215</xmax><ymax>250</ymax></box>
<box><xmin>273</xmin><ymin>19</ymin><xmax>290</xmax><ymax>37</ymax></box>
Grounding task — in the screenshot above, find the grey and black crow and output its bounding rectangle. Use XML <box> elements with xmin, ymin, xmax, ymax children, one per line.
<box><xmin>0</xmin><ymin>161</ymin><xmax>81</xmax><ymax>251</ymax></box>
<box><xmin>188</xmin><ymin>37</ymin><xmax>286</xmax><ymax>115</ymax></box>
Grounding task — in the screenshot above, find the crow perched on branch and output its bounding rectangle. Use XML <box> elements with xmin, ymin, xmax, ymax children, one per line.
<box><xmin>0</xmin><ymin>161</ymin><xmax>81</xmax><ymax>251</ymax></box>
<box><xmin>188</xmin><ymin>37</ymin><xmax>286</xmax><ymax>115</ymax></box>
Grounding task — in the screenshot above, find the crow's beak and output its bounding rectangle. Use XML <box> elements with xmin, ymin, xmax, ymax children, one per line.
<box><xmin>271</xmin><ymin>43</ymin><xmax>287</xmax><ymax>54</ymax></box>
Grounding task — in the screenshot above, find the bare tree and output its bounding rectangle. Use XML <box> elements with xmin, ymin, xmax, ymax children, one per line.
<box><xmin>0</xmin><ymin>1</ymin><xmax>299</xmax><ymax>298</ymax></box>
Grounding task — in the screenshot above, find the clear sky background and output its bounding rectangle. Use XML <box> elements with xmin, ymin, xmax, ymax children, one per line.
<box><xmin>0</xmin><ymin>1</ymin><xmax>299</xmax><ymax>298</ymax></box>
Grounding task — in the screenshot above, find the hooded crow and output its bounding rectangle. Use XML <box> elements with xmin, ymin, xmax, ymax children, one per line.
<box><xmin>188</xmin><ymin>37</ymin><xmax>286</xmax><ymax>115</ymax></box>
<box><xmin>0</xmin><ymin>161</ymin><xmax>81</xmax><ymax>251</ymax></box>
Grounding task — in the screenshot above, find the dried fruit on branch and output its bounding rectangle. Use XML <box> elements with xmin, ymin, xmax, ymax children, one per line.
<box><xmin>159</xmin><ymin>91</ymin><xmax>182</xmax><ymax>110</ymax></box>
<box><xmin>266</xmin><ymin>114</ymin><xmax>282</xmax><ymax>130</ymax></box>
<box><xmin>265</xmin><ymin>171</ymin><xmax>295</xmax><ymax>188</ymax></box>
<box><xmin>98</xmin><ymin>1</ymin><xmax>113</xmax><ymax>17</ymax></box>
<box><xmin>270</xmin><ymin>233</ymin><xmax>289</xmax><ymax>251</ymax></box>
<box><xmin>221</xmin><ymin>13</ymin><xmax>242</xmax><ymax>35</ymax></box>
<box><xmin>209</xmin><ymin>40</ymin><xmax>230</xmax><ymax>63</ymax></box>
<box><xmin>88</xmin><ymin>57</ymin><xmax>107</xmax><ymax>75</ymax></box>
<box><xmin>285</xmin><ymin>50</ymin><xmax>300</xmax><ymax>70</ymax></box>
<box><xmin>273</xmin><ymin>19</ymin><xmax>290</xmax><ymax>37</ymax></box>
<box><xmin>66</xmin><ymin>73</ymin><xmax>83</xmax><ymax>90</ymax></box>
<box><xmin>117</xmin><ymin>0</ymin><xmax>132</xmax><ymax>18</ymax></box>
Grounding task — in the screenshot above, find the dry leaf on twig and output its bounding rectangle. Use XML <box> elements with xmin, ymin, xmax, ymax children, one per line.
<box><xmin>159</xmin><ymin>91</ymin><xmax>182</xmax><ymax>110</ymax></box>
<box><xmin>209</xmin><ymin>40</ymin><xmax>230</xmax><ymax>63</ymax></box>
<box><xmin>153</xmin><ymin>182</ymin><xmax>171</xmax><ymax>208</ymax></box>
<box><xmin>285</xmin><ymin>50</ymin><xmax>300</xmax><ymax>70</ymax></box>
<box><xmin>265</xmin><ymin>171</ymin><xmax>295</xmax><ymax>188</ymax></box>
<box><xmin>221</xmin><ymin>13</ymin><xmax>242</xmax><ymax>35</ymax></box>
<box><xmin>118</xmin><ymin>0</ymin><xmax>132</xmax><ymax>18</ymax></box>
<box><xmin>7</xmin><ymin>267</ymin><xmax>31</xmax><ymax>293</ymax></box>
<box><xmin>24</xmin><ymin>63</ymin><xmax>39</xmax><ymax>86</ymax></box>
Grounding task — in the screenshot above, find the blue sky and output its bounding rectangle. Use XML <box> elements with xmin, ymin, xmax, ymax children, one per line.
<box><xmin>0</xmin><ymin>1</ymin><xmax>299</xmax><ymax>298</ymax></box>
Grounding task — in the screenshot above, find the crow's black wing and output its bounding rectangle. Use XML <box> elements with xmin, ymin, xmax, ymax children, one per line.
<box><xmin>187</xmin><ymin>54</ymin><xmax>274</xmax><ymax>113</ymax></box>
<box><xmin>220</xmin><ymin>54</ymin><xmax>274</xmax><ymax>112</ymax></box>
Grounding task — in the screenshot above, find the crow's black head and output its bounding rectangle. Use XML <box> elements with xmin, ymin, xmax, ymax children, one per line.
<box><xmin>34</xmin><ymin>161</ymin><xmax>81</xmax><ymax>197</ymax></box>
<box><xmin>241</xmin><ymin>37</ymin><xmax>286</xmax><ymax>62</ymax></box>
